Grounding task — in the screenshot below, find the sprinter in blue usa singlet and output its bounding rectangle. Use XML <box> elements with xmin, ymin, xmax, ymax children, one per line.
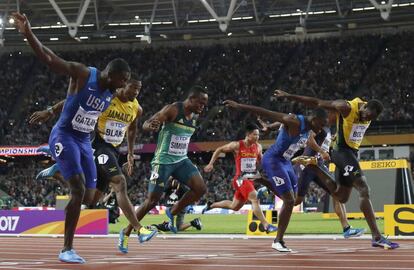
<box><xmin>12</xmin><ymin>11</ymin><xmax>131</xmax><ymax>263</ymax></box>
<box><xmin>49</xmin><ymin>67</ymin><xmax>112</xmax><ymax>187</ymax></box>
<box><xmin>262</xmin><ymin>115</ymin><xmax>309</xmax><ymax>196</ymax></box>
<box><xmin>47</xmin><ymin>62</ymin><xmax>129</xmax><ymax>263</ymax></box>
<box><xmin>223</xmin><ymin>99</ymin><xmax>328</xmax><ymax>253</ymax></box>
<box><xmin>46</xmin><ymin>60</ymin><xmax>129</xmax><ymax>263</ymax></box>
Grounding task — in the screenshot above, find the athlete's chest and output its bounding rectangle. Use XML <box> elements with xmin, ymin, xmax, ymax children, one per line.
<box><xmin>175</xmin><ymin>116</ymin><xmax>197</xmax><ymax>129</ymax></box>
<box><xmin>239</xmin><ymin>146</ymin><xmax>258</xmax><ymax>158</ymax></box>
<box><xmin>104</xmin><ymin>102</ymin><xmax>136</xmax><ymax>123</ymax></box>
<box><xmin>77</xmin><ymin>82</ymin><xmax>112</xmax><ymax>112</ymax></box>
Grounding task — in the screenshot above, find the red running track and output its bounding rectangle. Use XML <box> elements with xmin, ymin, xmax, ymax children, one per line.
<box><xmin>0</xmin><ymin>237</ymin><xmax>413</xmax><ymax>270</ymax></box>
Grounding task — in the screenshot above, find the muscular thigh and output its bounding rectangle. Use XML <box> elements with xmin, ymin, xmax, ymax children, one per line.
<box><xmin>262</xmin><ymin>156</ymin><xmax>295</xmax><ymax>197</ymax></box>
<box><xmin>49</xmin><ymin>132</ymin><xmax>83</xmax><ymax>181</ymax></box>
<box><xmin>331</xmin><ymin>148</ymin><xmax>363</xmax><ymax>188</ymax></box>
<box><xmin>94</xmin><ymin>144</ymin><xmax>121</xmax><ymax>192</ymax></box>
<box><xmin>148</xmin><ymin>163</ymin><xmax>174</xmax><ymax>194</ymax></box>
<box><xmin>79</xmin><ymin>140</ymin><xmax>98</xmax><ymax>189</ymax></box>
<box><xmin>172</xmin><ymin>159</ymin><xmax>202</xmax><ymax>187</ymax></box>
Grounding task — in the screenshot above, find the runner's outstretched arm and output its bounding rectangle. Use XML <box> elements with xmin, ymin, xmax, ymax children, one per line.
<box><xmin>126</xmin><ymin>105</ymin><xmax>142</xmax><ymax>176</ymax></box>
<box><xmin>257</xmin><ymin>117</ymin><xmax>281</xmax><ymax>133</ymax></box>
<box><xmin>12</xmin><ymin>12</ymin><xmax>88</xmax><ymax>77</ymax></box>
<box><xmin>29</xmin><ymin>99</ymin><xmax>65</xmax><ymax>125</ymax></box>
<box><xmin>142</xmin><ymin>104</ymin><xmax>176</xmax><ymax>132</ymax></box>
<box><xmin>306</xmin><ymin>131</ymin><xmax>330</xmax><ymax>161</ymax></box>
<box><xmin>224</xmin><ymin>100</ymin><xmax>297</xmax><ymax>127</ymax></box>
<box><xmin>204</xmin><ymin>142</ymin><xmax>238</xmax><ymax>173</ymax></box>
<box><xmin>273</xmin><ymin>90</ymin><xmax>351</xmax><ymax>117</ymax></box>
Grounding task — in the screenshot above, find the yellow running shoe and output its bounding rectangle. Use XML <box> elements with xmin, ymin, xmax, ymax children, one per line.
<box><xmin>138</xmin><ymin>226</ymin><xmax>158</xmax><ymax>243</ymax></box>
<box><xmin>291</xmin><ymin>156</ymin><xmax>318</xmax><ymax>166</ymax></box>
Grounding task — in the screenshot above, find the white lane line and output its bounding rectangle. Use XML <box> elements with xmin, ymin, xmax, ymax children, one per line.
<box><xmin>0</xmin><ymin>267</ymin><xmax>63</xmax><ymax>270</ymax></box>
<box><xmin>92</xmin><ymin>262</ymin><xmax>414</xmax><ymax>270</ymax></box>
<box><xmin>59</xmin><ymin>260</ymin><xmax>414</xmax><ymax>270</ymax></box>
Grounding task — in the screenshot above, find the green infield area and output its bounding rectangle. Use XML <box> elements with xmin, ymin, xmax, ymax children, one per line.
<box><xmin>109</xmin><ymin>213</ymin><xmax>384</xmax><ymax>234</ymax></box>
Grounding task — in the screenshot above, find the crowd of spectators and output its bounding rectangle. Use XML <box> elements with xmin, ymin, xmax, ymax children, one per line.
<box><xmin>303</xmin><ymin>182</ymin><xmax>327</xmax><ymax>207</ymax></box>
<box><xmin>0</xmin><ymin>159</ymin><xmax>67</xmax><ymax>207</ymax></box>
<box><xmin>1</xmin><ymin>150</ymin><xmax>411</xmax><ymax>208</ymax></box>
<box><xmin>0</xmin><ymin>32</ymin><xmax>414</xmax><ymax>207</ymax></box>
<box><xmin>360</xmin><ymin>34</ymin><xmax>414</xmax><ymax>121</ymax></box>
<box><xmin>1</xmin><ymin>33</ymin><xmax>413</xmax><ymax>145</ymax></box>
<box><xmin>0</xmin><ymin>152</ymin><xmax>325</xmax><ymax>208</ymax></box>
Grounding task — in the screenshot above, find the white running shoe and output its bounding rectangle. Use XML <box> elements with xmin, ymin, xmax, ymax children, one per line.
<box><xmin>272</xmin><ymin>241</ymin><xmax>292</xmax><ymax>252</ymax></box>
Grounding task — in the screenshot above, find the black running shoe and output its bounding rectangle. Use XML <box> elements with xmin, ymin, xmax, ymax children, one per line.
<box><xmin>202</xmin><ymin>201</ymin><xmax>213</xmax><ymax>214</ymax></box>
<box><xmin>190</xmin><ymin>218</ymin><xmax>203</xmax><ymax>230</ymax></box>
<box><xmin>152</xmin><ymin>221</ymin><xmax>170</xmax><ymax>232</ymax></box>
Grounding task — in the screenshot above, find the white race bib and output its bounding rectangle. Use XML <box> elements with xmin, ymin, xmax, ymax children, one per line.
<box><xmin>349</xmin><ymin>123</ymin><xmax>369</xmax><ymax>143</ymax></box>
<box><xmin>283</xmin><ymin>136</ymin><xmax>308</xmax><ymax>160</ymax></box>
<box><xmin>321</xmin><ymin>132</ymin><xmax>332</xmax><ymax>152</ymax></box>
<box><xmin>168</xmin><ymin>135</ymin><xmax>191</xmax><ymax>156</ymax></box>
<box><xmin>241</xmin><ymin>158</ymin><xmax>257</xmax><ymax>173</ymax></box>
<box><xmin>71</xmin><ymin>106</ymin><xmax>100</xmax><ymax>133</ymax></box>
<box><xmin>103</xmin><ymin>120</ymin><xmax>128</xmax><ymax>145</ymax></box>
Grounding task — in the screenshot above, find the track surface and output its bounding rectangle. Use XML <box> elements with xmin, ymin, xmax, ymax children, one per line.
<box><xmin>0</xmin><ymin>236</ymin><xmax>413</xmax><ymax>270</ymax></box>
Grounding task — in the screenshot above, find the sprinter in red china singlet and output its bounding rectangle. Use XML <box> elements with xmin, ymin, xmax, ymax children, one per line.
<box><xmin>203</xmin><ymin>124</ymin><xmax>277</xmax><ymax>233</ymax></box>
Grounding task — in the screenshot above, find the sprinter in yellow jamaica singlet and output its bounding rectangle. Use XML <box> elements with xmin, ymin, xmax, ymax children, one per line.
<box><xmin>273</xmin><ymin>89</ymin><xmax>399</xmax><ymax>250</ymax></box>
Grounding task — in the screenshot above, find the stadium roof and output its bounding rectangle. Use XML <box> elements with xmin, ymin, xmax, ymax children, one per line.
<box><xmin>1</xmin><ymin>0</ymin><xmax>414</xmax><ymax>46</ymax></box>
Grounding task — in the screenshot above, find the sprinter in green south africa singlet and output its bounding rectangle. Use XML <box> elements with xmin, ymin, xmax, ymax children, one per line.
<box><xmin>120</xmin><ymin>87</ymin><xmax>208</xmax><ymax>239</ymax></box>
<box><xmin>152</xmin><ymin>102</ymin><xmax>197</xmax><ymax>165</ymax></box>
<box><xmin>149</xmin><ymin>102</ymin><xmax>201</xmax><ymax>193</ymax></box>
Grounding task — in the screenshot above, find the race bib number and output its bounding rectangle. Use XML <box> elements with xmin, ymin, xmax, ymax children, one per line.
<box><xmin>349</xmin><ymin>124</ymin><xmax>369</xmax><ymax>143</ymax></box>
<box><xmin>241</xmin><ymin>158</ymin><xmax>256</xmax><ymax>173</ymax></box>
<box><xmin>54</xmin><ymin>142</ymin><xmax>63</xmax><ymax>157</ymax></box>
<box><xmin>321</xmin><ymin>136</ymin><xmax>332</xmax><ymax>152</ymax></box>
<box><xmin>168</xmin><ymin>135</ymin><xmax>191</xmax><ymax>156</ymax></box>
<box><xmin>104</xmin><ymin>120</ymin><xmax>128</xmax><ymax>145</ymax></box>
<box><xmin>149</xmin><ymin>171</ymin><xmax>159</xmax><ymax>184</ymax></box>
<box><xmin>167</xmin><ymin>192</ymin><xmax>179</xmax><ymax>205</ymax></box>
<box><xmin>272</xmin><ymin>176</ymin><xmax>285</xmax><ymax>187</ymax></box>
<box><xmin>71</xmin><ymin>106</ymin><xmax>100</xmax><ymax>133</ymax></box>
<box><xmin>283</xmin><ymin>136</ymin><xmax>308</xmax><ymax>160</ymax></box>
<box><xmin>97</xmin><ymin>154</ymin><xmax>109</xmax><ymax>165</ymax></box>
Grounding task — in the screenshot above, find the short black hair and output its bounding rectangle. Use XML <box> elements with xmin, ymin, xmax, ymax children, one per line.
<box><xmin>366</xmin><ymin>99</ymin><xmax>384</xmax><ymax>116</ymax></box>
<box><xmin>129</xmin><ymin>72</ymin><xmax>140</xmax><ymax>82</ymax></box>
<box><xmin>187</xmin><ymin>85</ymin><xmax>208</xmax><ymax>99</ymax></box>
<box><xmin>106</xmin><ymin>58</ymin><xmax>131</xmax><ymax>74</ymax></box>
<box><xmin>311</xmin><ymin>108</ymin><xmax>328</xmax><ymax>120</ymax></box>
<box><xmin>245</xmin><ymin>123</ymin><xmax>259</xmax><ymax>133</ymax></box>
